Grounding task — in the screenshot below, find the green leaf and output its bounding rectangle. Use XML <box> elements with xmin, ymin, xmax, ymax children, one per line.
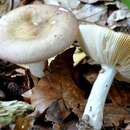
<box><xmin>121</xmin><ymin>0</ymin><xmax>130</xmax><ymax>9</ymax></box>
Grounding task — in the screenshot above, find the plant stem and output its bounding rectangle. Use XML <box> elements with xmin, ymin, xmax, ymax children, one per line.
<box><xmin>28</xmin><ymin>61</ymin><xmax>45</xmax><ymax>78</ymax></box>
<box><xmin>79</xmin><ymin>65</ymin><xmax>116</xmax><ymax>130</ymax></box>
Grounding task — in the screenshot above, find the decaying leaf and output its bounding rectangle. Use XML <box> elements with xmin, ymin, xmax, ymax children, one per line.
<box><xmin>31</xmin><ymin>48</ymin><xmax>86</xmax><ymax>117</ymax></box>
<box><xmin>14</xmin><ymin>116</ymin><xmax>33</xmax><ymax>130</ymax></box>
<box><xmin>107</xmin><ymin>9</ymin><xmax>130</xmax><ymax>26</ymax></box>
<box><xmin>31</xmin><ymin>78</ymin><xmax>60</xmax><ymax>113</ymax></box>
<box><xmin>64</xmin><ymin>120</ymin><xmax>78</xmax><ymax>130</ymax></box>
<box><xmin>104</xmin><ymin>104</ymin><xmax>130</xmax><ymax>127</ymax></box>
<box><xmin>73</xmin><ymin>4</ymin><xmax>107</xmax><ymax>23</ymax></box>
<box><xmin>0</xmin><ymin>64</ymin><xmax>32</xmax><ymax>100</ymax></box>
<box><xmin>83</xmin><ymin>71</ymin><xmax>98</xmax><ymax>85</ymax></box>
<box><xmin>46</xmin><ymin>100</ymin><xmax>70</xmax><ymax>122</ymax></box>
<box><xmin>109</xmin><ymin>81</ymin><xmax>130</xmax><ymax>107</ymax></box>
<box><xmin>80</xmin><ymin>0</ymin><xmax>113</xmax><ymax>4</ymax></box>
<box><xmin>45</xmin><ymin>100</ymin><xmax>70</xmax><ymax>130</ymax></box>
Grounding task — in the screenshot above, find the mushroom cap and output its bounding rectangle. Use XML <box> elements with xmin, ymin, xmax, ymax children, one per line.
<box><xmin>0</xmin><ymin>4</ymin><xmax>78</xmax><ymax>64</ymax></box>
<box><xmin>79</xmin><ymin>24</ymin><xmax>130</xmax><ymax>82</ymax></box>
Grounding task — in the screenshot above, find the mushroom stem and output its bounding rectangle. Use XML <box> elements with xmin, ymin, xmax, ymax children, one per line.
<box><xmin>78</xmin><ymin>65</ymin><xmax>116</xmax><ymax>130</ymax></box>
<box><xmin>28</xmin><ymin>61</ymin><xmax>46</xmax><ymax>78</ymax></box>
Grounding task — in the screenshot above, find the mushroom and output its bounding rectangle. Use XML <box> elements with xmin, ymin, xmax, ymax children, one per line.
<box><xmin>0</xmin><ymin>4</ymin><xmax>78</xmax><ymax>78</ymax></box>
<box><xmin>78</xmin><ymin>23</ymin><xmax>130</xmax><ymax>130</ymax></box>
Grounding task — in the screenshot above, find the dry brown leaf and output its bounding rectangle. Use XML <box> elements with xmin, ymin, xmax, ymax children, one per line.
<box><xmin>46</xmin><ymin>100</ymin><xmax>70</xmax><ymax>122</ymax></box>
<box><xmin>53</xmin><ymin>123</ymin><xmax>63</xmax><ymax>130</ymax></box>
<box><xmin>60</xmin><ymin>73</ymin><xmax>85</xmax><ymax>117</ymax></box>
<box><xmin>31</xmin><ymin>48</ymin><xmax>86</xmax><ymax>117</ymax></box>
<box><xmin>104</xmin><ymin>104</ymin><xmax>130</xmax><ymax>127</ymax></box>
<box><xmin>31</xmin><ymin>78</ymin><xmax>60</xmax><ymax>113</ymax></box>
<box><xmin>14</xmin><ymin>116</ymin><xmax>33</xmax><ymax>130</ymax></box>
<box><xmin>109</xmin><ymin>81</ymin><xmax>130</xmax><ymax>107</ymax></box>
<box><xmin>64</xmin><ymin>120</ymin><xmax>78</xmax><ymax>130</ymax></box>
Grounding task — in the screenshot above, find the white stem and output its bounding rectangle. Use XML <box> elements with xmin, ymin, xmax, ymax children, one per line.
<box><xmin>28</xmin><ymin>61</ymin><xmax>45</xmax><ymax>78</ymax></box>
<box><xmin>82</xmin><ymin>65</ymin><xmax>116</xmax><ymax>130</ymax></box>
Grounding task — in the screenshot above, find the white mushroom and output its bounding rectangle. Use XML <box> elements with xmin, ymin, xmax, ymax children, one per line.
<box><xmin>78</xmin><ymin>24</ymin><xmax>130</xmax><ymax>130</ymax></box>
<box><xmin>0</xmin><ymin>4</ymin><xmax>78</xmax><ymax>77</ymax></box>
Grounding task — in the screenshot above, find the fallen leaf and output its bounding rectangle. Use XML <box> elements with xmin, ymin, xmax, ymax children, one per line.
<box><xmin>46</xmin><ymin>100</ymin><xmax>70</xmax><ymax>122</ymax></box>
<box><xmin>73</xmin><ymin>4</ymin><xmax>107</xmax><ymax>23</ymax></box>
<box><xmin>80</xmin><ymin>0</ymin><xmax>113</xmax><ymax>4</ymax></box>
<box><xmin>31</xmin><ymin>48</ymin><xmax>86</xmax><ymax>117</ymax></box>
<box><xmin>107</xmin><ymin>9</ymin><xmax>130</xmax><ymax>26</ymax></box>
<box><xmin>104</xmin><ymin>104</ymin><xmax>130</xmax><ymax>127</ymax></box>
<box><xmin>109</xmin><ymin>81</ymin><xmax>130</xmax><ymax>107</ymax></box>
<box><xmin>31</xmin><ymin>78</ymin><xmax>60</xmax><ymax>113</ymax></box>
<box><xmin>14</xmin><ymin>116</ymin><xmax>33</xmax><ymax>130</ymax></box>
